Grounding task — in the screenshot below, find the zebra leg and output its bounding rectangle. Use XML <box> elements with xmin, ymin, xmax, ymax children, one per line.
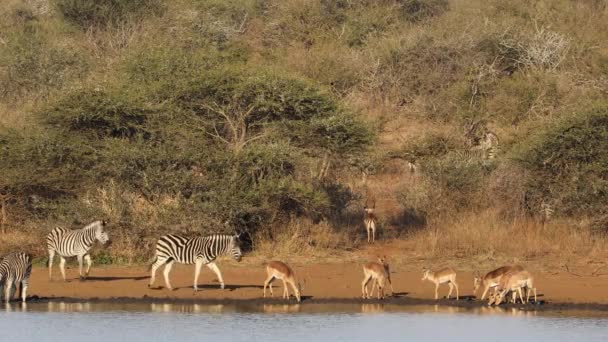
<box><xmin>48</xmin><ymin>249</ymin><xmax>55</xmax><ymax>281</ymax></box>
<box><xmin>162</xmin><ymin>260</ymin><xmax>175</xmax><ymax>291</ymax></box>
<box><xmin>206</xmin><ymin>262</ymin><xmax>225</xmax><ymax>290</ymax></box>
<box><xmin>59</xmin><ymin>256</ymin><xmax>67</xmax><ymax>282</ymax></box>
<box><xmin>84</xmin><ymin>254</ymin><xmax>92</xmax><ymax>277</ymax></box>
<box><xmin>193</xmin><ymin>259</ymin><xmax>204</xmax><ymax>292</ymax></box>
<box><xmin>77</xmin><ymin>254</ymin><xmax>84</xmax><ymax>280</ymax></box>
<box><xmin>20</xmin><ymin>279</ymin><xmax>27</xmax><ymax>303</ymax></box>
<box><xmin>148</xmin><ymin>257</ymin><xmax>167</xmax><ymax>288</ymax></box>
<box><xmin>4</xmin><ymin>278</ymin><xmax>12</xmax><ymax>303</ymax></box>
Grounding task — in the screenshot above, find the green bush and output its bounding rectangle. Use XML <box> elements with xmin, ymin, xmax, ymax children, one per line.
<box><xmin>0</xmin><ymin>24</ymin><xmax>85</xmax><ymax>99</ymax></box>
<box><xmin>513</xmin><ymin>104</ymin><xmax>608</xmax><ymax>220</ymax></box>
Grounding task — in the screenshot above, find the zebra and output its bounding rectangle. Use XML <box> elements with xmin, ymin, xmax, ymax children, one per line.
<box><xmin>47</xmin><ymin>220</ymin><xmax>110</xmax><ymax>281</ymax></box>
<box><xmin>461</xmin><ymin>132</ymin><xmax>499</xmax><ymax>162</ymax></box>
<box><xmin>0</xmin><ymin>252</ymin><xmax>32</xmax><ymax>303</ymax></box>
<box><xmin>148</xmin><ymin>233</ymin><xmax>243</xmax><ymax>291</ymax></box>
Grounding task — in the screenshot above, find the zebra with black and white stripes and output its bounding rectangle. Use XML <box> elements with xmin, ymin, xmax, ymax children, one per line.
<box><xmin>461</xmin><ymin>132</ymin><xmax>499</xmax><ymax>162</ymax></box>
<box><xmin>148</xmin><ymin>234</ymin><xmax>243</xmax><ymax>291</ymax></box>
<box><xmin>0</xmin><ymin>252</ymin><xmax>32</xmax><ymax>302</ymax></box>
<box><xmin>47</xmin><ymin>220</ymin><xmax>110</xmax><ymax>281</ymax></box>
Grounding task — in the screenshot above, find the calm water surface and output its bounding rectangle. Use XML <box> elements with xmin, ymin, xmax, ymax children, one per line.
<box><xmin>1</xmin><ymin>302</ymin><xmax>607</xmax><ymax>341</ymax></box>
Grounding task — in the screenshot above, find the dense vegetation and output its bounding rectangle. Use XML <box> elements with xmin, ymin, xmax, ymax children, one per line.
<box><xmin>0</xmin><ymin>0</ymin><xmax>606</xmax><ymax>262</ymax></box>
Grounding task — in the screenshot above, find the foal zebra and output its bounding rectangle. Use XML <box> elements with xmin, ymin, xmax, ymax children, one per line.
<box><xmin>47</xmin><ymin>220</ymin><xmax>110</xmax><ymax>281</ymax></box>
<box><xmin>148</xmin><ymin>234</ymin><xmax>243</xmax><ymax>291</ymax></box>
<box><xmin>0</xmin><ymin>252</ymin><xmax>32</xmax><ymax>302</ymax></box>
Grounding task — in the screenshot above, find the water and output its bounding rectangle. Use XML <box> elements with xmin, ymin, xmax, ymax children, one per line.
<box><xmin>1</xmin><ymin>302</ymin><xmax>607</xmax><ymax>341</ymax></box>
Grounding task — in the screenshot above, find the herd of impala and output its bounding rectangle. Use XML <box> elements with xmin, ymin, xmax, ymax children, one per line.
<box><xmin>265</xmin><ymin>258</ymin><xmax>538</xmax><ymax>306</ymax></box>
<box><xmin>263</xmin><ymin>199</ymin><xmax>539</xmax><ymax>305</ymax></box>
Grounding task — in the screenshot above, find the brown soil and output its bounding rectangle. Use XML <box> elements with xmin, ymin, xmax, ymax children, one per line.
<box><xmin>29</xmin><ymin>259</ymin><xmax>608</xmax><ymax>309</ymax></box>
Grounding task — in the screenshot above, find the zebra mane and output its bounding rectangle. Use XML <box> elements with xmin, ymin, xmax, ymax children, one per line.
<box><xmin>82</xmin><ymin>220</ymin><xmax>105</xmax><ymax>231</ymax></box>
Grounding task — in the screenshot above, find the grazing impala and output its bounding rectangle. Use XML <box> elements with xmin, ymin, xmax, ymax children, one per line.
<box><xmin>488</xmin><ymin>269</ymin><xmax>537</xmax><ymax>306</ymax></box>
<box><xmin>421</xmin><ymin>267</ymin><xmax>459</xmax><ymax>300</ymax></box>
<box><xmin>363</xmin><ymin>200</ymin><xmax>378</xmax><ymax>243</ymax></box>
<box><xmin>362</xmin><ymin>257</ymin><xmax>391</xmax><ymax>299</ymax></box>
<box><xmin>367</xmin><ymin>256</ymin><xmax>395</xmax><ymax>298</ymax></box>
<box><xmin>263</xmin><ymin>261</ymin><xmax>301</xmax><ymax>302</ymax></box>
<box><xmin>473</xmin><ymin>265</ymin><xmax>524</xmax><ymax>301</ymax></box>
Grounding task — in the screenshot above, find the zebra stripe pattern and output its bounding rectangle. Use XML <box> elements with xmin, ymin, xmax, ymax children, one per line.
<box><xmin>461</xmin><ymin>132</ymin><xmax>499</xmax><ymax>162</ymax></box>
<box><xmin>47</xmin><ymin>220</ymin><xmax>110</xmax><ymax>281</ymax></box>
<box><xmin>148</xmin><ymin>234</ymin><xmax>243</xmax><ymax>291</ymax></box>
<box><xmin>0</xmin><ymin>252</ymin><xmax>32</xmax><ymax>303</ymax></box>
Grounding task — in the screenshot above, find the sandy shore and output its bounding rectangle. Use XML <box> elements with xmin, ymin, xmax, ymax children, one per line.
<box><xmin>24</xmin><ymin>261</ymin><xmax>608</xmax><ymax>310</ymax></box>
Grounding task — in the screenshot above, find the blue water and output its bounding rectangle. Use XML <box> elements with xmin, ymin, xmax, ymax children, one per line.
<box><xmin>0</xmin><ymin>302</ymin><xmax>606</xmax><ymax>341</ymax></box>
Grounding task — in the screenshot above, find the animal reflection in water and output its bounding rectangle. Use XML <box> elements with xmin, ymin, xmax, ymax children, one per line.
<box><xmin>150</xmin><ymin>303</ymin><xmax>224</xmax><ymax>314</ymax></box>
<box><xmin>262</xmin><ymin>304</ymin><xmax>301</xmax><ymax>314</ymax></box>
<box><xmin>361</xmin><ymin>303</ymin><xmax>385</xmax><ymax>313</ymax></box>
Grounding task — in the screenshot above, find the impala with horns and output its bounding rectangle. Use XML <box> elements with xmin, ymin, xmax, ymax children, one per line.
<box><xmin>363</xmin><ymin>199</ymin><xmax>378</xmax><ymax>243</ymax></box>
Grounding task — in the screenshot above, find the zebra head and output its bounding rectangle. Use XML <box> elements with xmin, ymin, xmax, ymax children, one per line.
<box><xmin>93</xmin><ymin>220</ymin><xmax>110</xmax><ymax>245</ymax></box>
<box><xmin>230</xmin><ymin>234</ymin><xmax>243</xmax><ymax>262</ymax></box>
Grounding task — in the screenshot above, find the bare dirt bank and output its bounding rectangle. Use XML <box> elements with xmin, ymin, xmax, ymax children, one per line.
<box><xmin>26</xmin><ymin>261</ymin><xmax>608</xmax><ymax>310</ymax></box>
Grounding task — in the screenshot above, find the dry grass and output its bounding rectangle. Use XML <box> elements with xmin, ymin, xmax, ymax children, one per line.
<box><xmin>405</xmin><ymin>210</ymin><xmax>608</xmax><ymax>270</ymax></box>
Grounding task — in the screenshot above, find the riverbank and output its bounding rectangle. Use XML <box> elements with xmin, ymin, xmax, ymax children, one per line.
<box><xmin>28</xmin><ymin>261</ymin><xmax>608</xmax><ymax>308</ymax></box>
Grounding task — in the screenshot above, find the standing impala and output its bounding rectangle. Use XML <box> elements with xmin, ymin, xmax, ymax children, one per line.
<box><xmin>473</xmin><ymin>265</ymin><xmax>524</xmax><ymax>301</ymax></box>
<box><xmin>363</xmin><ymin>199</ymin><xmax>378</xmax><ymax>243</ymax></box>
<box><xmin>263</xmin><ymin>261</ymin><xmax>301</xmax><ymax>302</ymax></box>
<box><xmin>421</xmin><ymin>267</ymin><xmax>459</xmax><ymax>300</ymax></box>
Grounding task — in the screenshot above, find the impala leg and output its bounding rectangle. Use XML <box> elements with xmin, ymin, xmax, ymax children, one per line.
<box><xmin>263</xmin><ymin>276</ymin><xmax>274</xmax><ymax>297</ymax></box>
<box><xmin>206</xmin><ymin>262</ymin><xmax>225</xmax><ymax>289</ymax></box>
<box><xmin>282</xmin><ymin>279</ymin><xmax>289</xmax><ymax>300</ymax></box>
<box><xmin>447</xmin><ymin>282</ymin><xmax>454</xmax><ymax>299</ymax></box>
<box><xmin>362</xmin><ymin>274</ymin><xmax>371</xmax><ymax>299</ymax></box>
<box><xmin>481</xmin><ymin>286</ymin><xmax>489</xmax><ymax>301</ymax></box>
<box><xmin>454</xmin><ymin>281</ymin><xmax>459</xmax><ymax>301</ymax></box>
<box><xmin>435</xmin><ymin>283</ymin><xmax>439</xmax><ymax>300</ymax></box>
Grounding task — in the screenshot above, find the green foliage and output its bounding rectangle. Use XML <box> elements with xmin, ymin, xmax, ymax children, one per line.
<box><xmin>55</xmin><ymin>0</ymin><xmax>165</xmax><ymax>29</ymax></box>
<box><xmin>513</xmin><ymin>105</ymin><xmax>608</xmax><ymax>220</ymax></box>
<box><xmin>0</xmin><ymin>23</ymin><xmax>85</xmax><ymax>99</ymax></box>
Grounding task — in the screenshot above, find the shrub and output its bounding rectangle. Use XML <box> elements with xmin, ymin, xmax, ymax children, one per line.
<box><xmin>513</xmin><ymin>104</ymin><xmax>608</xmax><ymax>219</ymax></box>
<box><xmin>0</xmin><ymin>23</ymin><xmax>85</xmax><ymax>99</ymax></box>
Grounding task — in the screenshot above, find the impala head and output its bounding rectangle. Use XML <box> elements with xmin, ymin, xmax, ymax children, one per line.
<box><xmin>364</xmin><ymin>199</ymin><xmax>376</xmax><ymax>214</ymax></box>
<box><xmin>421</xmin><ymin>268</ymin><xmax>431</xmax><ymax>281</ymax></box>
<box><xmin>93</xmin><ymin>220</ymin><xmax>110</xmax><ymax>245</ymax></box>
<box><xmin>230</xmin><ymin>234</ymin><xmax>243</xmax><ymax>262</ymax></box>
